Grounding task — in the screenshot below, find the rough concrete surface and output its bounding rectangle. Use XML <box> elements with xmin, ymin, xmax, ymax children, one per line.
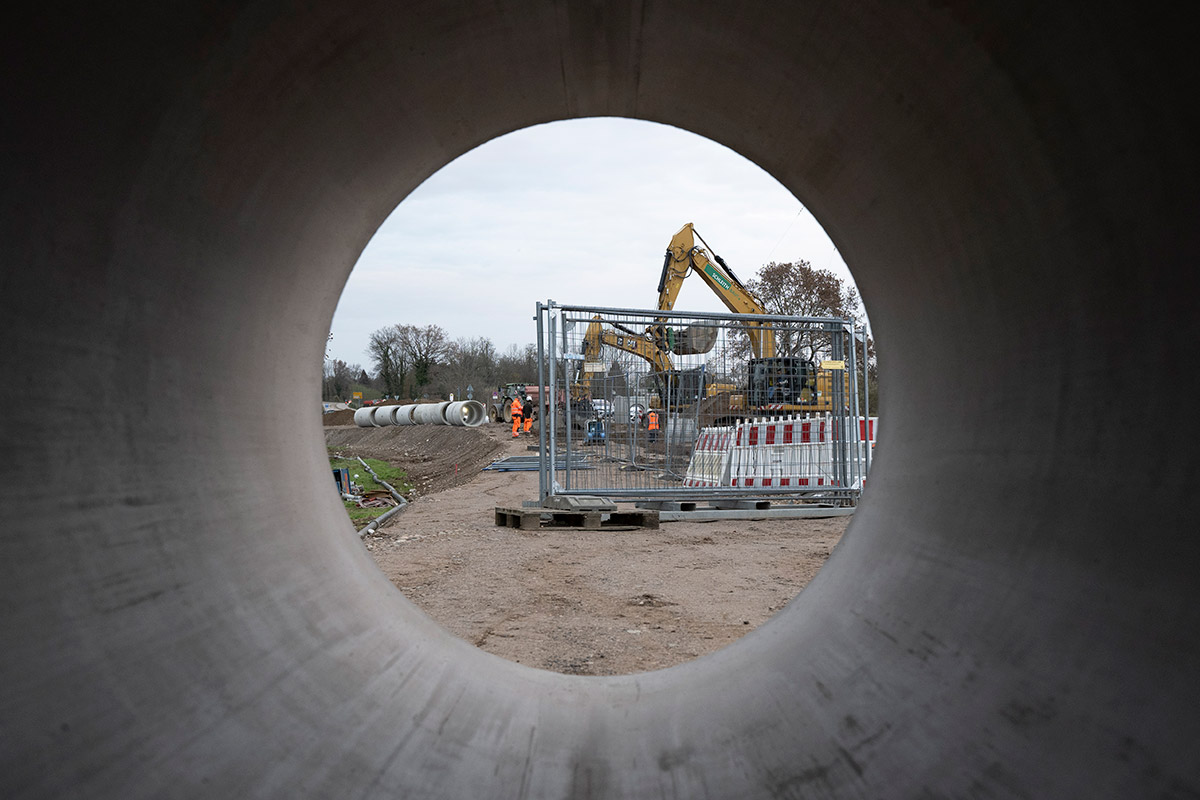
<box><xmin>4</xmin><ymin>3</ymin><xmax>1199</xmax><ymax>798</ymax></box>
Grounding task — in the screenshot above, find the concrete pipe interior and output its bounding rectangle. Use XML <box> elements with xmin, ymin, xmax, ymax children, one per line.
<box><xmin>3</xmin><ymin>3</ymin><xmax>1197</xmax><ymax>798</ymax></box>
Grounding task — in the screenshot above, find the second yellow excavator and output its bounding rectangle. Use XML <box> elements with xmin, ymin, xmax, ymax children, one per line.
<box><xmin>578</xmin><ymin>315</ymin><xmax>732</xmax><ymax>410</ymax></box>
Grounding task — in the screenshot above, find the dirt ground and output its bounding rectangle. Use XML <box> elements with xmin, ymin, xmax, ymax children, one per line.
<box><xmin>326</xmin><ymin>419</ymin><xmax>848</xmax><ymax>676</ymax></box>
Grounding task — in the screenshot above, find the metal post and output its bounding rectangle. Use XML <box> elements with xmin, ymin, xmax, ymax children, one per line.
<box><xmin>829</xmin><ymin>322</ymin><xmax>847</xmax><ymax>493</ymax></box>
<box><xmin>547</xmin><ymin>304</ymin><xmax>558</xmax><ymax>498</ymax></box>
<box><xmin>535</xmin><ymin>302</ymin><xmax>547</xmax><ymax>503</ymax></box>
<box><xmin>847</xmin><ymin>323</ymin><xmax>862</xmax><ymax>499</ymax></box>
<box><xmin>627</xmin><ymin>386</ymin><xmax>635</xmax><ymax>466</ymax></box>
<box><xmin>561</xmin><ymin>310</ymin><xmax>571</xmax><ymax>491</ymax></box>
<box><xmin>631</xmin><ymin>374</ymin><xmax>640</xmax><ymax>467</ymax></box>
<box><xmin>664</xmin><ymin>368</ymin><xmax>672</xmax><ymax>475</ymax></box>
<box><xmin>860</xmin><ymin>327</ymin><xmax>871</xmax><ymax>477</ymax></box>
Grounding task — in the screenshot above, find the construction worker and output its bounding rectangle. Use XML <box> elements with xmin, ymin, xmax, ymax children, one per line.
<box><xmin>523</xmin><ymin>395</ymin><xmax>533</xmax><ymax>433</ymax></box>
<box><xmin>646</xmin><ymin>409</ymin><xmax>660</xmax><ymax>444</ymax></box>
<box><xmin>510</xmin><ymin>394</ymin><xmax>524</xmax><ymax>437</ymax></box>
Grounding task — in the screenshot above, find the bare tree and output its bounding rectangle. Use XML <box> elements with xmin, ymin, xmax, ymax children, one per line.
<box><xmin>322</xmin><ymin>359</ymin><xmax>363</xmax><ymax>401</ymax></box>
<box><xmin>746</xmin><ymin>260</ymin><xmax>863</xmax><ymax>361</ymax></box>
<box><xmin>399</xmin><ymin>324</ymin><xmax>451</xmax><ymax>396</ymax></box>
<box><xmin>433</xmin><ymin>336</ymin><xmax>498</xmax><ymax>397</ymax></box>
<box><xmin>495</xmin><ymin>342</ymin><xmax>538</xmax><ymax>385</ymax></box>
<box><xmin>366</xmin><ymin>325</ymin><xmax>408</xmax><ymax>398</ymax></box>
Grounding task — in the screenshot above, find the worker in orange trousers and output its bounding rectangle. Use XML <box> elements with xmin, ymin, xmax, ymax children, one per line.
<box><xmin>511</xmin><ymin>395</ymin><xmax>524</xmax><ymax>437</ymax></box>
<box><xmin>523</xmin><ymin>396</ymin><xmax>533</xmax><ymax>433</ymax></box>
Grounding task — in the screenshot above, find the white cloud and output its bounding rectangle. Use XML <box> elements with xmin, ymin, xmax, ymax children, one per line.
<box><xmin>328</xmin><ymin>117</ymin><xmax>857</xmax><ymax>366</ymax></box>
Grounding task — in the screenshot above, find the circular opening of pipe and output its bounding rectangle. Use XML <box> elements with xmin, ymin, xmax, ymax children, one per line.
<box><xmin>324</xmin><ymin>118</ymin><xmax>877</xmax><ymax>675</ymax></box>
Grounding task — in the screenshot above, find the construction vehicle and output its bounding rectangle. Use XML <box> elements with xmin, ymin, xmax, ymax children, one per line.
<box><xmin>487</xmin><ymin>382</ymin><xmax>574</xmax><ymax>426</ymax></box>
<box><xmin>486</xmin><ymin>383</ymin><xmax>526</xmax><ymax>424</ymax></box>
<box><xmin>581</xmin><ymin>316</ymin><xmax>673</xmax><ymax>375</ymax></box>
<box><xmin>656</xmin><ymin>222</ymin><xmax>851</xmax><ymax>416</ymax></box>
<box><xmin>578</xmin><ymin>315</ymin><xmax>733</xmax><ymax>412</ymax></box>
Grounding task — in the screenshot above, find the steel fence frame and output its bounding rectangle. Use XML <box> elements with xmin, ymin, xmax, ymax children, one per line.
<box><xmin>535</xmin><ymin>301</ymin><xmax>871</xmax><ymax>506</ymax></box>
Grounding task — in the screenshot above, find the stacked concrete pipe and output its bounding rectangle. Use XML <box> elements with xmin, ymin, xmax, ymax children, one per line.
<box><xmin>354</xmin><ymin>402</ymin><xmax>478</xmax><ymax>427</ymax></box>
<box><xmin>411</xmin><ymin>401</ymin><xmax>451</xmax><ymax>426</ymax></box>
<box><xmin>2</xmin><ymin>3</ymin><xmax>1197</xmax><ymax>799</ymax></box>
<box><xmin>353</xmin><ymin>406</ymin><xmax>380</xmax><ymax>427</ymax></box>
<box><xmin>391</xmin><ymin>404</ymin><xmax>418</xmax><ymax>425</ymax></box>
<box><xmin>443</xmin><ymin>400</ymin><xmax>486</xmax><ymax>427</ymax></box>
<box><xmin>378</xmin><ymin>404</ymin><xmax>415</xmax><ymax>426</ymax></box>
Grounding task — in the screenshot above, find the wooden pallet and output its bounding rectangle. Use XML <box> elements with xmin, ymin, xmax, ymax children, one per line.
<box><xmin>494</xmin><ymin>507</ymin><xmax>659</xmax><ymax>531</ymax></box>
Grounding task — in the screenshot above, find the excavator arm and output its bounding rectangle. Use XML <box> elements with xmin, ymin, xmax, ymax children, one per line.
<box><xmin>582</xmin><ymin>316</ymin><xmax>674</xmax><ymax>374</ymax></box>
<box><xmin>656</xmin><ymin>222</ymin><xmax>777</xmax><ymax>358</ymax></box>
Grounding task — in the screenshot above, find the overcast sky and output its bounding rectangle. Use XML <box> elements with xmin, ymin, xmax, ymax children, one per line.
<box><xmin>328</xmin><ymin>117</ymin><xmax>858</xmax><ymax>367</ymax></box>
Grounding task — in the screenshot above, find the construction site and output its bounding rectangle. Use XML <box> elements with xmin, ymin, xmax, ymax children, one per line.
<box><xmin>320</xmin><ymin>222</ymin><xmax>876</xmax><ymax>673</ymax></box>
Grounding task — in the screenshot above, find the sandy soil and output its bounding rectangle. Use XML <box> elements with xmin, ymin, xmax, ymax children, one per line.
<box><xmin>327</xmin><ymin>421</ymin><xmax>848</xmax><ymax>675</ymax></box>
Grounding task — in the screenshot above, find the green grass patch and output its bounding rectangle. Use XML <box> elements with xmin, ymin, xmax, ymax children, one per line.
<box><xmin>330</xmin><ymin>456</ymin><xmax>412</xmax><ymax>529</ymax></box>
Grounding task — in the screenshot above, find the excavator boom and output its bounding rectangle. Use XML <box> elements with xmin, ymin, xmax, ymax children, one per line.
<box><xmin>657</xmin><ymin>222</ymin><xmax>776</xmax><ymax>359</ymax></box>
<box><xmin>582</xmin><ymin>316</ymin><xmax>674</xmax><ymax>374</ymax></box>
<box><xmin>652</xmin><ymin>223</ymin><xmax>851</xmax><ymax>416</ymax></box>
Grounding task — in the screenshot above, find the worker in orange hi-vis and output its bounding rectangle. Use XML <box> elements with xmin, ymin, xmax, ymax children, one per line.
<box><xmin>510</xmin><ymin>395</ymin><xmax>524</xmax><ymax>438</ymax></box>
<box><xmin>523</xmin><ymin>396</ymin><xmax>533</xmax><ymax>433</ymax></box>
<box><xmin>647</xmin><ymin>409</ymin><xmax>660</xmax><ymax>444</ymax></box>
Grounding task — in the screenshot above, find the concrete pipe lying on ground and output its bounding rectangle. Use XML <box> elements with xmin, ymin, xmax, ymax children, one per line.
<box><xmin>3</xmin><ymin>4</ymin><xmax>1198</xmax><ymax>799</ymax></box>
<box><xmin>353</xmin><ymin>407</ymin><xmax>379</xmax><ymax>427</ymax></box>
<box><xmin>391</xmin><ymin>404</ymin><xmax>418</xmax><ymax>425</ymax></box>
<box><xmin>377</xmin><ymin>405</ymin><xmax>412</xmax><ymax>426</ymax></box>
<box><xmin>442</xmin><ymin>400</ymin><xmax>486</xmax><ymax>427</ymax></box>
<box><xmin>411</xmin><ymin>401</ymin><xmax>451</xmax><ymax>426</ymax></box>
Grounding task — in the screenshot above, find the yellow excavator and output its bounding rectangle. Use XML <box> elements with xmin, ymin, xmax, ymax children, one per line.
<box><xmin>581</xmin><ymin>316</ymin><xmax>673</xmax><ymax>374</ymax></box>
<box><xmin>578</xmin><ymin>315</ymin><xmax>731</xmax><ymax>410</ymax></box>
<box><xmin>656</xmin><ymin>222</ymin><xmax>849</xmax><ymax>415</ymax></box>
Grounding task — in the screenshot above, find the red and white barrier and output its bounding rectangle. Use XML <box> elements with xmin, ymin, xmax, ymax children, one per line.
<box><xmin>682</xmin><ymin>426</ymin><xmax>735</xmax><ymax>487</ymax></box>
<box><xmin>859</xmin><ymin>417</ymin><xmax>877</xmax><ymax>444</ymax></box>
<box><xmin>683</xmin><ymin>416</ymin><xmax>877</xmax><ymax>490</ymax></box>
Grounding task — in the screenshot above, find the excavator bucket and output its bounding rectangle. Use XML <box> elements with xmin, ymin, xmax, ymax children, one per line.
<box><xmin>668</xmin><ymin>325</ymin><xmax>718</xmax><ymax>355</ymax></box>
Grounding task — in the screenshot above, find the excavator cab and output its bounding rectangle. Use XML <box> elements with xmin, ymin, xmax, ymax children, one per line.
<box><xmin>748</xmin><ymin>357</ymin><xmax>816</xmax><ymax>406</ymax></box>
<box><xmin>650</xmin><ymin>367</ymin><xmax>710</xmax><ymax>408</ymax></box>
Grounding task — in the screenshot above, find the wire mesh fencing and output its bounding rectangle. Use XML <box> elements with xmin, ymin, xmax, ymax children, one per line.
<box><xmin>534</xmin><ymin>302</ymin><xmax>874</xmax><ymax>505</ymax></box>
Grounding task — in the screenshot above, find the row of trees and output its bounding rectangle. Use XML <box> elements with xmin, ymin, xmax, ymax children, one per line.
<box><xmin>323</xmin><ymin>323</ymin><xmax>538</xmax><ymax>402</ymax></box>
<box><xmin>324</xmin><ymin>260</ymin><xmax>877</xmax><ymax>411</ymax></box>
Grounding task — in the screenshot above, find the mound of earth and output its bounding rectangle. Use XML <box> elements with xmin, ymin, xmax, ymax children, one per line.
<box><xmin>323</xmin><ymin>408</ymin><xmax>357</xmax><ymax>425</ymax></box>
<box><xmin>325</xmin><ymin>423</ymin><xmax>504</xmax><ymax>497</ymax></box>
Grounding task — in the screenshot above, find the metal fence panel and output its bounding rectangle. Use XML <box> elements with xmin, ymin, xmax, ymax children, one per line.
<box><xmin>536</xmin><ymin>302</ymin><xmax>872</xmax><ymax>505</ymax></box>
